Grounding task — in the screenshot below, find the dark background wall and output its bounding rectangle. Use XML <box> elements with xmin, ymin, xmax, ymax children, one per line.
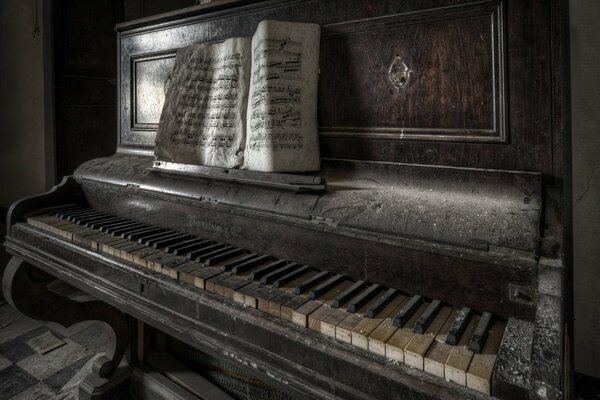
<box><xmin>570</xmin><ymin>0</ymin><xmax>600</xmax><ymax>382</ymax></box>
<box><xmin>52</xmin><ymin>0</ymin><xmax>196</xmax><ymax>179</ymax></box>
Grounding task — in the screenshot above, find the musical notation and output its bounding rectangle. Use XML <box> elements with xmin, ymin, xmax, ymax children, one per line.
<box><xmin>248</xmin><ymin>38</ymin><xmax>305</xmax><ymax>150</ymax></box>
<box><xmin>169</xmin><ymin>46</ymin><xmax>247</xmax><ymax>150</ymax></box>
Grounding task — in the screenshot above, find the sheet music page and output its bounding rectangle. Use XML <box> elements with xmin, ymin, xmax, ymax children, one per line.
<box><xmin>244</xmin><ymin>20</ymin><xmax>321</xmax><ymax>172</ymax></box>
<box><xmin>154</xmin><ymin>37</ymin><xmax>251</xmax><ymax>168</ymax></box>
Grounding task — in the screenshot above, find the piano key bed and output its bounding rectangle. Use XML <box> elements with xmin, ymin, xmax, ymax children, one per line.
<box><xmin>28</xmin><ymin>206</ymin><xmax>507</xmax><ymax>395</ymax></box>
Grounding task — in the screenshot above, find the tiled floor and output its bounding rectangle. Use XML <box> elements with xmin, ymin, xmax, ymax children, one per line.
<box><xmin>0</xmin><ymin>301</ymin><xmax>110</xmax><ymax>400</ymax></box>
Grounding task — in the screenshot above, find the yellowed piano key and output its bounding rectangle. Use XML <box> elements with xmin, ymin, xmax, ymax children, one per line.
<box><xmin>26</xmin><ymin>215</ymin><xmax>52</xmax><ymax>229</ymax></box>
<box><xmin>384</xmin><ymin>302</ymin><xmax>430</xmax><ymax>361</ymax></box>
<box><xmin>444</xmin><ymin>314</ymin><xmax>480</xmax><ymax>386</ymax></box>
<box><xmin>335</xmin><ymin>295</ymin><xmax>387</xmax><ymax>344</ymax></box>
<box><xmin>306</xmin><ymin>280</ymin><xmax>352</xmax><ymax>333</ymax></box>
<box><xmin>72</xmin><ymin>227</ymin><xmax>103</xmax><ymax>248</ymax></box>
<box><xmin>130</xmin><ymin>247</ymin><xmax>161</xmax><ymax>267</ymax></box>
<box><xmin>87</xmin><ymin>232</ymin><xmax>122</xmax><ymax>251</ymax></box>
<box><xmin>307</xmin><ymin>305</ymin><xmax>334</xmax><ymax>332</ymax></box>
<box><xmin>112</xmin><ymin>240</ymin><xmax>137</xmax><ymax>259</ymax></box>
<box><xmin>101</xmin><ymin>238</ymin><xmax>129</xmax><ymax>255</ymax></box>
<box><xmin>268</xmin><ymin>271</ymin><xmax>314</xmax><ymax>317</ymax></box>
<box><xmin>118</xmin><ymin>243</ymin><xmax>147</xmax><ymax>262</ymax></box>
<box><xmin>174</xmin><ymin>262</ymin><xmax>205</xmax><ymax>286</ymax></box>
<box><xmin>280</xmin><ymin>295</ymin><xmax>309</xmax><ymax>322</ymax></box>
<box><xmin>404</xmin><ymin>306</ymin><xmax>452</xmax><ymax>370</ymax></box>
<box><xmin>335</xmin><ymin>313</ymin><xmax>363</xmax><ymax>343</ymax></box>
<box><xmin>292</xmin><ymin>300</ymin><xmax>321</xmax><ymax>327</ymax></box>
<box><xmin>352</xmin><ymin>295</ymin><xmax>408</xmax><ymax>350</ymax></box>
<box><xmin>277</xmin><ymin>271</ymin><xmax>316</xmax><ymax>321</ymax></box>
<box><xmin>160</xmin><ymin>257</ymin><xmax>189</xmax><ymax>279</ymax></box>
<box><xmin>35</xmin><ymin>216</ymin><xmax>75</xmax><ymax>236</ymax></box>
<box><xmin>53</xmin><ymin>222</ymin><xmax>83</xmax><ymax>240</ymax></box>
<box><xmin>466</xmin><ymin>320</ymin><xmax>506</xmax><ymax>394</ymax></box>
<box><xmin>424</xmin><ymin>310</ymin><xmax>459</xmax><ymax>378</ymax></box>
<box><xmin>320</xmin><ymin>308</ymin><xmax>349</xmax><ymax>338</ymax></box>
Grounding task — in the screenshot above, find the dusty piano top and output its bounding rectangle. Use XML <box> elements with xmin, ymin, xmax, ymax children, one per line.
<box><xmin>75</xmin><ymin>153</ymin><xmax>542</xmax><ymax>265</ymax></box>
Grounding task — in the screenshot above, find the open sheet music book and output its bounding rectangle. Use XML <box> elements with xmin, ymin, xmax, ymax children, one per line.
<box><xmin>154</xmin><ymin>20</ymin><xmax>321</xmax><ymax>172</ymax></box>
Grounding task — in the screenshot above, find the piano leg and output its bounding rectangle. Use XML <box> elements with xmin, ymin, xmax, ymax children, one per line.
<box><xmin>2</xmin><ymin>257</ymin><xmax>130</xmax><ymax>395</ymax></box>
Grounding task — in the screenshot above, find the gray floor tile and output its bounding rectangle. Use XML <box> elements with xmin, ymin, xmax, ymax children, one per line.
<box><xmin>0</xmin><ymin>327</ymin><xmax>65</xmax><ymax>363</ymax></box>
<box><xmin>16</xmin><ymin>338</ymin><xmax>89</xmax><ymax>381</ymax></box>
<box><xmin>69</xmin><ymin>322</ymin><xmax>109</xmax><ymax>353</ymax></box>
<box><xmin>0</xmin><ymin>353</ymin><xmax>13</xmax><ymax>371</ymax></box>
<box><xmin>0</xmin><ymin>364</ymin><xmax>39</xmax><ymax>399</ymax></box>
<box><xmin>0</xmin><ymin>317</ymin><xmax>42</xmax><ymax>345</ymax></box>
<box><xmin>0</xmin><ymin>305</ymin><xmax>21</xmax><ymax>329</ymax></box>
<box><xmin>27</xmin><ymin>331</ymin><xmax>65</xmax><ymax>355</ymax></box>
<box><xmin>43</xmin><ymin>353</ymin><xmax>94</xmax><ymax>392</ymax></box>
<box><xmin>8</xmin><ymin>382</ymin><xmax>55</xmax><ymax>400</ymax></box>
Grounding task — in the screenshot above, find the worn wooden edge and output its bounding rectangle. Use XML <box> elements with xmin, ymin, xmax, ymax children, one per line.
<box><xmin>6</xmin><ymin>224</ymin><xmax>492</xmax><ymax>400</ymax></box>
<box><xmin>130</xmin><ymin>363</ymin><xmax>203</xmax><ymax>400</ymax></box>
<box><xmin>115</xmin><ymin>0</ymin><xmax>284</xmax><ymax>33</ymax></box>
<box><xmin>492</xmin><ymin>318</ymin><xmax>533</xmax><ymax>399</ymax></box>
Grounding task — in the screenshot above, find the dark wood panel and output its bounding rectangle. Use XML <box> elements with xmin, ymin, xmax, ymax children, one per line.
<box><xmin>117</xmin><ymin>0</ymin><xmax>556</xmax><ymax>179</ymax></box>
<box><xmin>319</xmin><ymin>2</ymin><xmax>504</xmax><ymax>142</ymax></box>
<box><xmin>131</xmin><ymin>53</ymin><xmax>176</xmax><ymax>129</ymax></box>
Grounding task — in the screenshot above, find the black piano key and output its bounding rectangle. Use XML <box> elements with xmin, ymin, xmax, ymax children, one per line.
<box><xmin>220</xmin><ymin>253</ymin><xmax>259</xmax><ymax>271</ymax></box>
<box><xmin>144</xmin><ymin>231</ymin><xmax>182</xmax><ymax>247</ymax></box>
<box><xmin>171</xmin><ymin>239</ymin><xmax>213</xmax><ymax>256</ymax></box>
<box><xmin>293</xmin><ymin>271</ymin><xmax>330</xmax><ymax>295</ymax></box>
<box><xmin>67</xmin><ymin>210</ymin><xmax>104</xmax><ymax>222</ymax></box>
<box><xmin>116</xmin><ymin>224</ymin><xmax>156</xmax><ymax>239</ymax></box>
<box><xmin>445</xmin><ymin>307</ymin><xmax>473</xmax><ymax>346</ymax></box>
<box><xmin>86</xmin><ymin>216</ymin><xmax>121</xmax><ymax>229</ymax></box>
<box><xmin>72</xmin><ymin>213</ymin><xmax>111</xmax><ymax>225</ymax></box>
<box><xmin>331</xmin><ymin>280</ymin><xmax>367</xmax><ymax>308</ymax></box>
<box><xmin>163</xmin><ymin>237</ymin><xmax>201</xmax><ymax>253</ymax></box>
<box><xmin>99</xmin><ymin>220</ymin><xmax>134</xmax><ymax>233</ymax></box>
<box><xmin>109</xmin><ymin>222</ymin><xmax>148</xmax><ymax>236</ymax></box>
<box><xmin>152</xmin><ymin>233</ymin><xmax>193</xmax><ymax>249</ymax></box>
<box><xmin>469</xmin><ymin>311</ymin><xmax>493</xmax><ymax>353</ymax></box>
<box><xmin>110</xmin><ymin>222</ymin><xmax>149</xmax><ymax>236</ymax></box>
<box><xmin>308</xmin><ymin>274</ymin><xmax>345</xmax><ymax>300</ymax></box>
<box><xmin>90</xmin><ymin>217</ymin><xmax>128</xmax><ymax>230</ymax></box>
<box><xmin>232</xmin><ymin>255</ymin><xmax>272</xmax><ymax>275</ymax></box>
<box><xmin>188</xmin><ymin>243</ymin><xmax>227</xmax><ymax>260</ymax></box>
<box><xmin>413</xmin><ymin>299</ymin><xmax>443</xmax><ymax>334</ymax></box>
<box><xmin>52</xmin><ymin>205</ymin><xmax>84</xmax><ymax>216</ymax></box>
<box><xmin>366</xmin><ymin>288</ymin><xmax>398</xmax><ymax>318</ymax></box>
<box><xmin>205</xmin><ymin>247</ymin><xmax>245</xmax><ymax>266</ymax></box>
<box><xmin>56</xmin><ymin>208</ymin><xmax>94</xmax><ymax>220</ymax></box>
<box><xmin>123</xmin><ymin>226</ymin><xmax>165</xmax><ymax>240</ymax></box>
<box><xmin>138</xmin><ymin>230</ymin><xmax>178</xmax><ymax>245</ymax></box>
<box><xmin>249</xmin><ymin>260</ymin><xmax>288</xmax><ymax>281</ymax></box>
<box><xmin>346</xmin><ymin>284</ymin><xmax>380</xmax><ymax>313</ymax></box>
<box><xmin>105</xmin><ymin>221</ymin><xmax>141</xmax><ymax>235</ymax></box>
<box><xmin>260</xmin><ymin>262</ymin><xmax>298</xmax><ymax>284</ymax></box>
<box><xmin>194</xmin><ymin>245</ymin><xmax>234</xmax><ymax>263</ymax></box>
<box><xmin>393</xmin><ymin>295</ymin><xmax>423</xmax><ymax>327</ymax></box>
<box><xmin>273</xmin><ymin>265</ymin><xmax>312</xmax><ymax>288</ymax></box>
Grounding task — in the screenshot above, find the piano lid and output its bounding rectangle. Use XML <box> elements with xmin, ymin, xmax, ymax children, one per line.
<box><xmin>74</xmin><ymin>153</ymin><xmax>542</xmax><ymax>260</ymax></box>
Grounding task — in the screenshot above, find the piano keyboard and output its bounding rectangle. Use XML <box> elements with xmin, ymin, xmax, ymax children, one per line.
<box><xmin>27</xmin><ymin>206</ymin><xmax>506</xmax><ymax>395</ymax></box>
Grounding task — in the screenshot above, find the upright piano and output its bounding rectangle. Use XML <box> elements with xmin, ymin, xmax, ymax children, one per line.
<box><xmin>3</xmin><ymin>0</ymin><xmax>569</xmax><ymax>399</ymax></box>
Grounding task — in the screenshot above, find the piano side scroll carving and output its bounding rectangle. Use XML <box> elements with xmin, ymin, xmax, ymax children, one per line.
<box><xmin>2</xmin><ymin>257</ymin><xmax>129</xmax><ymax>378</ymax></box>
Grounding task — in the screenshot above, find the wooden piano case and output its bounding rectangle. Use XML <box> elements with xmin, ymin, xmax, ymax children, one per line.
<box><xmin>3</xmin><ymin>0</ymin><xmax>570</xmax><ymax>399</ymax></box>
